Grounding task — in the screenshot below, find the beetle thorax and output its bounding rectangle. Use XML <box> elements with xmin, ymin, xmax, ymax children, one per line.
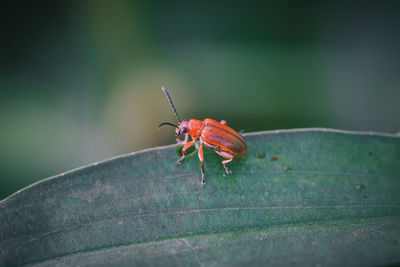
<box><xmin>187</xmin><ymin>119</ymin><xmax>204</xmax><ymax>139</ymax></box>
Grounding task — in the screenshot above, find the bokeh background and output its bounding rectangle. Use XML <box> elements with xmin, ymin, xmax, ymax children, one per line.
<box><xmin>1</xmin><ymin>1</ymin><xmax>399</xmax><ymax>200</ymax></box>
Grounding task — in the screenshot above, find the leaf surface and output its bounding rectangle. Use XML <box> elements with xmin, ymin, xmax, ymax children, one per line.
<box><xmin>1</xmin><ymin>129</ymin><xmax>400</xmax><ymax>266</ymax></box>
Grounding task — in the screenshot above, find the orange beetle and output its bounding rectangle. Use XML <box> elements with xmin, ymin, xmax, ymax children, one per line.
<box><xmin>159</xmin><ymin>87</ymin><xmax>247</xmax><ymax>185</ymax></box>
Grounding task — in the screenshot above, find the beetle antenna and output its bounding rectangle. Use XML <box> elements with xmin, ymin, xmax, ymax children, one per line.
<box><xmin>161</xmin><ymin>87</ymin><xmax>181</xmax><ymax>123</ymax></box>
<box><xmin>158</xmin><ymin>122</ymin><xmax>178</xmax><ymax>128</ymax></box>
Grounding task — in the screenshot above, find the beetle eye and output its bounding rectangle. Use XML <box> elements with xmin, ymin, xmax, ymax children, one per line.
<box><xmin>182</xmin><ymin>127</ymin><xmax>187</xmax><ymax>133</ymax></box>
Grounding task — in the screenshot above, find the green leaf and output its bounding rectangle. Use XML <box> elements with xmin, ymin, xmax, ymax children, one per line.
<box><xmin>1</xmin><ymin>129</ymin><xmax>400</xmax><ymax>266</ymax></box>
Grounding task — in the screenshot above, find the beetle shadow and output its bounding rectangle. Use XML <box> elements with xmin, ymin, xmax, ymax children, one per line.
<box><xmin>175</xmin><ymin>144</ymin><xmax>197</xmax><ymax>158</ymax></box>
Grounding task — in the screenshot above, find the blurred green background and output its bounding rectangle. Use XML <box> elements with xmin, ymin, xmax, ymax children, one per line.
<box><xmin>1</xmin><ymin>1</ymin><xmax>399</xmax><ymax>200</ymax></box>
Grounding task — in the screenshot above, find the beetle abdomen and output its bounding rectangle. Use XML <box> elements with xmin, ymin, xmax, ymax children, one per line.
<box><xmin>201</xmin><ymin>119</ymin><xmax>247</xmax><ymax>157</ymax></box>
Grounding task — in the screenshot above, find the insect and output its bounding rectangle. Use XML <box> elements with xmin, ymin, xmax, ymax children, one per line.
<box><xmin>158</xmin><ymin>87</ymin><xmax>247</xmax><ymax>185</ymax></box>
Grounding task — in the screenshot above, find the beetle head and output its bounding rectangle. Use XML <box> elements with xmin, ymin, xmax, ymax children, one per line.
<box><xmin>175</xmin><ymin>120</ymin><xmax>189</xmax><ymax>136</ymax></box>
<box><xmin>158</xmin><ymin>120</ymin><xmax>189</xmax><ymax>136</ymax></box>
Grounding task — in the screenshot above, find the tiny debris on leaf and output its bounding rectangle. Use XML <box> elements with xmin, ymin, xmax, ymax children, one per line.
<box><xmin>270</xmin><ymin>155</ymin><xmax>278</xmax><ymax>161</ymax></box>
<box><xmin>284</xmin><ymin>166</ymin><xmax>292</xmax><ymax>171</ymax></box>
<box><xmin>356</xmin><ymin>184</ymin><xmax>365</xmax><ymax>191</ymax></box>
<box><xmin>257</xmin><ymin>152</ymin><xmax>265</xmax><ymax>158</ymax></box>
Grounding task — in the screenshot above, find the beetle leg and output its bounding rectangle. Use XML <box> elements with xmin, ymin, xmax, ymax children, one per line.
<box><xmin>177</xmin><ymin>138</ymin><xmax>197</xmax><ymax>165</ymax></box>
<box><xmin>222</xmin><ymin>158</ymin><xmax>234</xmax><ymax>174</ymax></box>
<box><xmin>176</xmin><ymin>133</ymin><xmax>188</xmax><ymax>145</ymax></box>
<box><xmin>198</xmin><ymin>142</ymin><xmax>205</xmax><ymax>185</ymax></box>
<box><xmin>215</xmin><ymin>151</ymin><xmax>235</xmax><ymax>175</ymax></box>
<box><xmin>220</xmin><ymin>120</ymin><xmax>227</xmax><ymax>125</ymax></box>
